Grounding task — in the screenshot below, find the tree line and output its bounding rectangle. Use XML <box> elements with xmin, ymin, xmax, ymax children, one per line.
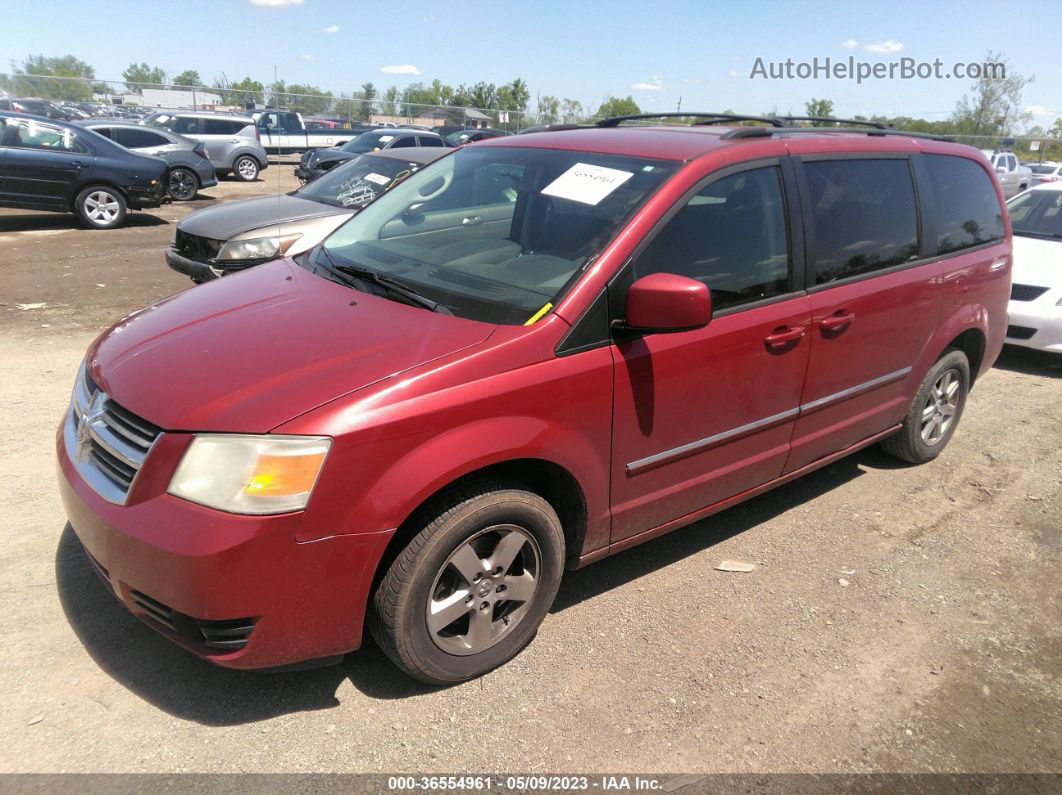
<box><xmin>2</xmin><ymin>51</ymin><xmax>1058</xmax><ymax>150</ymax></box>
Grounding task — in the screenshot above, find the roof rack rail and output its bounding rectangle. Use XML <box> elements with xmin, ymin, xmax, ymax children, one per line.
<box><xmin>596</xmin><ymin>112</ymin><xmax>786</xmax><ymax>128</ymax></box>
<box><xmin>779</xmin><ymin>116</ymin><xmax>891</xmax><ymax>129</ymax></box>
<box><xmin>721</xmin><ymin>126</ymin><xmax>953</xmax><ymax>142</ymax></box>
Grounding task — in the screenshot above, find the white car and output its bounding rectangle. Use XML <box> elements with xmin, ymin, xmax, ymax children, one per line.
<box><xmin>1005</xmin><ymin>183</ymin><xmax>1062</xmax><ymax>353</ymax></box>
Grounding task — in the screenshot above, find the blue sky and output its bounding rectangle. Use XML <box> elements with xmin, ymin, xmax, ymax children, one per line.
<box><xmin>2</xmin><ymin>0</ymin><xmax>1060</xmax><ymax>126</ymax></box>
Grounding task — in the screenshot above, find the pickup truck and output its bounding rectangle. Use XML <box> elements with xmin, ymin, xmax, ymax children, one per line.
<box><xmin>980</xmin><ymin>149</ymin><xmax>1033</xmax><ymax>198</ymax></box>
<box><xmin>252</xmin><ymin>111</ymin><xmax>372</xmax><ymax>154</ymax></box>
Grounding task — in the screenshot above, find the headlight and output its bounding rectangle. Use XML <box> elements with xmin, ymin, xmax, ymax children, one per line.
<box><xmin>168</xmin><ymin>434</ymin><xmax>331</xmax><ymax>514</ymax></box>
<box><xmin>216</xmin><ymin>233</ymin><xmax>302</xmax><ymax>261</ymax></box>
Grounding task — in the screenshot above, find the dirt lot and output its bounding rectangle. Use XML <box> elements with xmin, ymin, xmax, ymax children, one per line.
<box><xmin>0</xmin><ymin>164</ymin><xmax>1059</xmax><ymax>775</ymax></box>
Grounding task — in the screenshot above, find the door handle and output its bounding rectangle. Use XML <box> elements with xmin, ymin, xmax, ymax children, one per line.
<box><xmin>70</xmin><ymin>160</ymin><xmax>84</xmax><ymax>168</ymax></box>
<box><xmin>820</xmin><ymin>311</ymin><xmax>855</xmax><ymax>332</ymax></box>
<box><xmin>764</xmin><ymin>326</ymin><xmax>805</xmax><ymax>350</ymax></box>
<box><xmin>461</xmin><ymin>216</ymin><xmax>482</xmax><ymax>225</ymax></box>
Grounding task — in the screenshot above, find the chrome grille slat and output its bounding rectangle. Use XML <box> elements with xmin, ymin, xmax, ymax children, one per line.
<box><xmin>66</xmin><ymin>363</ymin><xmax>161</xmax><ymax>504</ymax></box>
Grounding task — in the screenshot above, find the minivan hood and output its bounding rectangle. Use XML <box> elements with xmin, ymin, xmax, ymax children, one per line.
<box><xmin>178</xmin><ymin>194</ymin><xmax>339</xmax><ymax>240</ymax></box>
<box><xmin>88</xmin><ymin>259</ymin><xmax>494</xmax><ymax>433</ymax></box>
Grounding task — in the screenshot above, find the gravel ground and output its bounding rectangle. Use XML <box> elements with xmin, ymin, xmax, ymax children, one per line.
<box><xmin>0</xmin><ymin>166</ymin><xmax>1059</xmax><ymax>774</ymax></box>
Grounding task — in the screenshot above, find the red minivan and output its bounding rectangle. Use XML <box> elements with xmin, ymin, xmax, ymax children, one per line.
<box><xmin>57</xmin><ymin>114</ymin><xmax>1010</xmax><ymax>684</ymax></box>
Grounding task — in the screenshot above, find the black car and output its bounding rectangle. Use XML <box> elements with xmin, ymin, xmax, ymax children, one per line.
<box><xmin>0</xmin><ymin>111</ymin><xmax>167</xmax><ymax>228</ymax></box>
<box><xmin>295</xmin><ymin>128</ymin><xmax>449</xmax><ymax>182</ymax></box>
<box><xmin>444</xmin><ymin>127</ymin><xmax>513</xmax><ymax>146</ymax></box>
<box><xmin>0</xmin><ymin>97</ymin><xmax>68</xmax><ymax>119</ymax></box>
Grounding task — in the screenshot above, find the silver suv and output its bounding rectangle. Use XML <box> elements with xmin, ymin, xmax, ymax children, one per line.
<box><xmin>144</xmin><ymin>112</ymin><xmax>268</xmax><ymax>181</ymax></box>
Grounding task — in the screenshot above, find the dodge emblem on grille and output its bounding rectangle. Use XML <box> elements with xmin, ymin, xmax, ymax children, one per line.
<box><xmin>75</xmin><ymin>392</ymin><xmax>107</xmax><ymax>464</ymax></box>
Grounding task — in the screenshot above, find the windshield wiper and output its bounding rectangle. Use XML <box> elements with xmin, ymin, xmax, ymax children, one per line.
<box><xmin>317</xmin><ymin>246</ymin><xmax>449</xmax><ymax>314</ymax></box>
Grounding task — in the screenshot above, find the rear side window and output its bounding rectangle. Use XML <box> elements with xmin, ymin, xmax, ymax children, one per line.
<box><xmin>171</xmin><ymin>116</ymin><xmax>201</xmax><ymax>135</ymax></box>
<box><xmin>418</xmin><ymin>136</ymin><xmax>444</xmax><ymax>147</ymax></box>
<box><xmin>203</xmin><ymin>119</ymin><xmax>244</xmax><ymax>135</ymax></box>
<box><xmin>635</xmin><ymin>166</ymin><xmax>790</xmax><ymax>311</ymax></box>
<box><xmin>924</xmin><ymin>155</ymin><xmax>1005</xmax><ymax>254</ymax></box>
<box><xmin>390</xmin><ymin>136</ymin><xmax>417</xmax><ymax>148</ymax></box>
<box><xmin>804</xmin><ymin>159</ymin><xmax>918</xmax><ymax>284</ymax></box>
<box><xmin>117</xmin><ymin>128</ymin><xmax>168</xmax><ymax>148</ymax></box>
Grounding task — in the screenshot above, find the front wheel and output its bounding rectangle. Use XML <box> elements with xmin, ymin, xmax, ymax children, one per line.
<box><xmin>370</xmin><ymin>483</ymin><xmax>565</xmax><ymax>685</ymax></box>
<box><xmin>880</xmin><ymin>349</ymin><xmax>969</xmax><ymax>464</ymax></box>
<box><xmin>74</xmin><ymin>186</ymin><xmax>127</xmax><ymax>229</ymax></box>
<box><xmin>167</xmin><ymin>167</ymin><xmax>199</xmax><ymax>201</ymax></box>
<box><xmin>232</xmin><ymin>155</ymin><xmax>260</xmax><ymax>182</ymax></box>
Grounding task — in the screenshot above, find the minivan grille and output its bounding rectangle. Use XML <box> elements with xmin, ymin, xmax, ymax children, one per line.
<box><xmin>174</xmin><ymin>228</ymin><xmax>223</xmax><ymax>264</ymax></box>
<box><xmin>67</xmin><ymin>364</ymin><xmax>161</xmax><ymax>503</ymax></box>
<box><xmin>1010</xmin><ymin>284</ymin><xmax>1049</xmax><ymax>302</ymax></box>
<box><xmin>130</xmin><ymin>589</ymin><xmax>256</xmax><ymax>652</ymax></box>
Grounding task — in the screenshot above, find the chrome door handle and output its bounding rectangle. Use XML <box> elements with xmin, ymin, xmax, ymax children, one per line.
<box><xmin>462</xmin><ymin>216</ymin><xmax>482</xmax><ymax>225</ymax></box>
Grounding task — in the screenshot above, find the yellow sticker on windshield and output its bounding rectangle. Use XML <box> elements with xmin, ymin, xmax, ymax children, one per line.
<box><xmin>524</xmin><ymin>303</ymin><xmax>553</xmax><ymax>326</ymax></box>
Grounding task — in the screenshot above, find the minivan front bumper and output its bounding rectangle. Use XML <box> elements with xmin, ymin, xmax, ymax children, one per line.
<box><xmin>56</xmin><ymin>420</ymin><xmax>393</xmax><ymax>669</ymax></box>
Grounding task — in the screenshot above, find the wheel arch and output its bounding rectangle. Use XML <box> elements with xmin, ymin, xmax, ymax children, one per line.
<box><xmin>364</xmin><ymin>457</ymin><xmax>589</xmax><ymax>624</ymax></box>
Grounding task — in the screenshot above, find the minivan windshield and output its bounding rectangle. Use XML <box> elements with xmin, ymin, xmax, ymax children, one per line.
<box><xmin>313</xmin><ymin>146</ymin><xmax>678</xmax><ymax>324</ymax></box>
<box><xmin>1008</xmin><ymin>189</ymin><xmax>1062</xmax><ymax>241</ymax></box>
<box><xmin>296</xmin><ymin>153</ymin><xmax>426</xmax><ymax>209</ymax></box>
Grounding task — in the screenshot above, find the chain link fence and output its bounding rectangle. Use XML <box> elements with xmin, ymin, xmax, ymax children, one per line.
<box><xmin>2</xmin><ymin>72</ymin><xmax>1060</xmax><ymax>160</ymax></box>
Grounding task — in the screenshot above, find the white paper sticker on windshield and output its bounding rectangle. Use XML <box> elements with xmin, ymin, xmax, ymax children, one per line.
<box><xmin>541</xmin><ymin>163</ymin><xmax>634</xmax><ymax>205</ymax></box>
<box><xmin>363</xmin><ymin>172</ymin><xmax>391</xmax><ymax>186</ymax></box>
<box><xmin>377</xmin><ymin>135</ymin><xmax>395</xmax><ymax>143</ymax></box>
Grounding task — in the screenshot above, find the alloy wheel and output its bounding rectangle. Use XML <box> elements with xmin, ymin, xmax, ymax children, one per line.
<box><xmin>426</xmin><ymin>525</ymin><xmax>541</xmax><ymax>656</ymax></box>
<box><xmin>84</xmin><ymin>191</ymin><xmax>120</xmax><ymax>224</ymax></box>
<box><xmin>236</xmin><ymin>158</ymin><xmax>258</xmax><ymax>180</ymax></box>
<box><xmin>920</xmin><ymin>369</ymin><xmax>960</xmax><ymax>445</ymax></box>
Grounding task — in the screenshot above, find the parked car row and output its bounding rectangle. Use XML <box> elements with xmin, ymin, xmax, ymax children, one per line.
<box><xmin>0</xmin><ymin>97</ymin><xmax>152</xmax><ymax>121</ymax></box>
<box><xmin>58</xmin><ymin>113</ymin><xmax>1027</xmax><ymax>686</ymax></box>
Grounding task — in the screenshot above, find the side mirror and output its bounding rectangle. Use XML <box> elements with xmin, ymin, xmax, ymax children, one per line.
<box><xmin>620</xmin><ymin>273</ymin><xmax>712</xmax><ymax>334</ymax></box>
<box><xmin>995</xmin><ymin>166</ymin><xmax>1007</xmax><ymax>174</ymax></box>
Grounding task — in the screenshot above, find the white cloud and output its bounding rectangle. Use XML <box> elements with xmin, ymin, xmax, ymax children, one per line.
<box><xmin>728</xmin><ymin>70</ymin><xmax>742</xmax><ymax>78</ymax></box>
<box><xmin>298</xmin><ymin>54</ymin><xmax>315</xmax><ymax>61</ymax></box>
<box><xmin>1026</xmin><ymin>104</ymin><xmax>1052</xmax><ymax>117</ymax></box>
<box><xmin>249</xmin><ymin>0</ymin><xmax>305</xmax><ymax>6</ymax></box>
<box><xmin>322</xmin><ymin>24</ymin><xmax>340</xmax><ymax>32</ymax></box>
<box><xmin>865</xmin><ymin>39</ymin><xmax>904</xmax><ymax>54</ymax></box>
<box><xmin>840</xmin><ymin>38</ymin><xmax>858</xmax><ymax>49</ymax></box>
<box><xmin>683</xmin><ymin>76</ymin><xmax>706</xmax><ymax>85</ymax></box>
<box><xmin>380</xmin><ymin>64</ymin><xmax>423</xmax><ymax>76</ymax></box>
<box><xmin>420</xmin><ymin>14</ymin><xmax>437</xmax><ymax>23</ymax></box>
<box><xmin>631</xmin><ymin>76</ymin><xmax>664</xmax><ymax>92</ymax></box>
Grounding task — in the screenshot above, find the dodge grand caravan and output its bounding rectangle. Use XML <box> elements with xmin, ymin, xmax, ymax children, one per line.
<box><xmin>57</xmin><ymin>114</ymin><xmax>1010</xmax><ymax>684</ymax></box>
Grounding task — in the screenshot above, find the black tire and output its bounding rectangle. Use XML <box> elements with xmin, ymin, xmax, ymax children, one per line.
<box><xmin>369</xmin><ymin>482</ymin><xmax>565</xmax><ymax>685</ymax></box>
<box><xmin>74</xmin><ymin>185</ymin><xmax>127</xmax><ymax>229</ymax></box>
<box><xmin>232</xmin><ymin>155</ymin><xmax>260</xmax><ymax>182</ymax></box>
<box><xmin>880</xmin><ymin>349</ymin><xmax>970</xmax><ymax>464</ymax></box>
<box><xmin>167</xmin><ymin>167</ymin><xmax>199</xmax><ymax>201</ymax></box>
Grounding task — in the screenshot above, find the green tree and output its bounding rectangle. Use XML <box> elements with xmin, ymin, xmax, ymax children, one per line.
<box><xmin>536</xmin><ymin>94</ymin><xmax>560</xmax><ymax>125</ymax></box>
<box><xmin>596</xmin><ymin>95</ymin><xmax>640</xmax><ymax>119</ymax></box>
<box><xmin>803</xmin><ymin>98</ymin><xmax>835</xmax><ymax>124</ymax></box>
<box><xmin>122</xmin><ymin>62</ymin><xmax>166</xmax><ymax>93</ymax></box>
<box><xmin>214</xmin><ymin>74</ymin><xmax>264</xmax><ymax>106</ymax></box>
<box><xmin>467</xmin><ymin>82</ymin><xmax>499</xmax><ymax>110</ymax></box>
<box><xmin>498</xmin><ymin>78</ymin><xmax>530</xmax><ymax>113</ymax></box>
<box><xmin>1</xmin><ymin>54</ymin><xmax>97</xmax><ymax>100</ymax></box>
<box><xmin>172</xmin><ymin>69</ymin><xmax>202</xmax><ymax>88</ymax></box>
<box><xmin>951</xmin><ymin>51</ymin><xmax>1033</xmax><ymax>136</ymax></box>
<box><xmin>285</xmin><ymin>83</ymin><xmax>333</xmax><ymax>115</ymax></box>
<box><xmin>381</xmin><ymin>85</ymin><xmax>400</xmax><ymax>116</ymax></box>
<box><xmin>560</xmin><ymin>98</ymin><xmax>584</xmax><ymax>123</ymax></box>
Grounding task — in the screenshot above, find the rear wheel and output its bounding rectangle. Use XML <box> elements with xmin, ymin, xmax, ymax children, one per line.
<box><xmin>74</xmin><ymin>185</ymin><xmax>127</xmax><ymax>229</ymax></box>
<box><xmin>167</xmin><ymin>167</ymin><xmax>199</xmax><ymax>201</ymax></box>
<box><xmin>369</xmin><ymin>483</ymin><xmax>565</xmax><ymax>685</ymax></box>
<box><xmin>232</xmin><ymin>155</ymin><xmax>260</xmax><ymax>182</ymax></box>
<box><xmin>880</xmin><ymin>350</ymin><xmax>969</xmax><ymax>464</ymax></box>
